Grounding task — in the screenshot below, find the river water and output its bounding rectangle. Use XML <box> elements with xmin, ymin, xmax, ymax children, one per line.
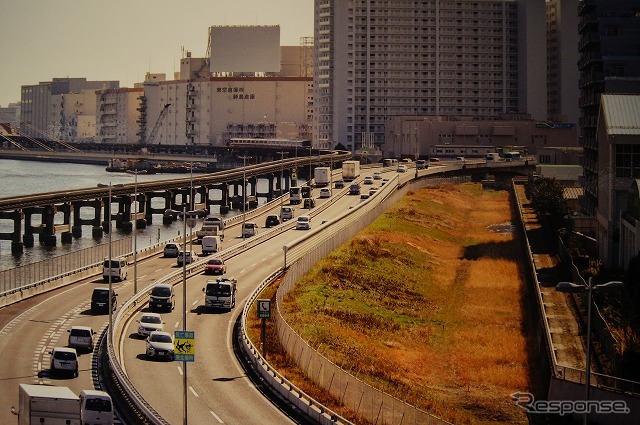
<box><xmin>0</xmin><ymin>159</ymin><xmax>294</xmax><ymax>270</ymax></box>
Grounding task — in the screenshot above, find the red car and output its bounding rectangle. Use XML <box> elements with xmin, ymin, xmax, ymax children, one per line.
<box><xmin>204</xmin><ymin>258</ymin><xmax>226</xmax><ymax>275</ymax></box>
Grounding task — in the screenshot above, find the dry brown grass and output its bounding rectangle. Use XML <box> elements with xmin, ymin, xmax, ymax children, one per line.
<box><xmin>249</xmin><ymin>183</ymin><xmax>532</xmax><ymax>424</ymax></box>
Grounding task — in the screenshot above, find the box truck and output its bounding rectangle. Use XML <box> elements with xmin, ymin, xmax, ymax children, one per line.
<box><xmin>18</xmin><ymin>384</ymin><xmax>81</xmax><ymax>425</ymax></box>
<box><xmin>342</xmin><ymin>161</ymin><xmax>361</xmax><ymax>181</ymax></box>
<box><xmin>313</xmin><ymin>167</ymin><xmax>331</xmax><ymax>187</ymax></box>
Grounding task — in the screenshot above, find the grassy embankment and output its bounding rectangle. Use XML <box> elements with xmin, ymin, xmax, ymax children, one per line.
<box><xmin>248</xmin><ymin>183</ymin><xmax>535</xmax><ymax>424</ymax></box>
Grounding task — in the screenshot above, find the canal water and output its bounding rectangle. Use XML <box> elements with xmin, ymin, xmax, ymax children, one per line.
<box><xmin>0</xmin><ymin>158</ymin><xmax>297</xmax><ymax>270</ymax></box>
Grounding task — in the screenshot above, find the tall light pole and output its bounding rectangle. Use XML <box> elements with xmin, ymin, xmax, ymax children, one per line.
<box><xmin>239</xmin><ymin>155</ymin><xmax>251</xmax><ymax>239</ymax></box>
<box><xmin>556</xmin><ymin>278</ymin><xmax>624</xmax><ymax>425</ymax></box>
<box><xmin>181</xmin><ymin>205</ymin><xmax>188</xmax><ymax>425</ymax></box>
<box><xmin>308</xmin><ymin>143</ymin><xmax>313</xmax><ymax>187</ymax></box>
<box><xmin>133</xmin><ymin>170</ymin><xmax>138</xmax><ymax>294</ymax></box>
<box><xmin>108</xmin><ymin>183</ymin><xmax>113</xmax><ymax>342</ymax></box>
<box><xmin>276</xmin><ymin>151</ymin><xmax>288</xmax><ymax>208</ymax></box>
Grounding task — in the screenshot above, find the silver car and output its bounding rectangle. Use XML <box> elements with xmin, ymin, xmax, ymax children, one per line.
<box><xmin>137</xmin><ymin>313</ymin><xmax>164</xmax><ymax>337</ymax></box>
<box><xmin>146</xmin><ymin>331</ymin><xmax>174</xmax><ymax>360</ymax></box>
<box><xmin>67</xmin><ymin>326</ymin><xmax>96</xmax><ymax>352</ymax></box>
<box><xmin>50</xmin><ymin>347</ymin><xmax>79</xmax><ymax>377</ymax></box>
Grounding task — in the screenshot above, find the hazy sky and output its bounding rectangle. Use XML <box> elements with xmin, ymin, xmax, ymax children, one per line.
<box><xmin>0</xmin><ymin>0</ymin><xmax>314</xmax><ymax>106</ymax></box>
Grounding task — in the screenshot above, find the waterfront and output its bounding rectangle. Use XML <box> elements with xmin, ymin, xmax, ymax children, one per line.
<box><xmin>0</xmin><ymin>159</ymin><xmax>295</xmax><ymax>270</ymax></box>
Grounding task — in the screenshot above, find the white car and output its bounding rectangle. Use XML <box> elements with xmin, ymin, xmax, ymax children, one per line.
<box><xmin>67</xmin><ymin>325</ymin><xmax>96</xmax><ymax>352</ymax></box>
<box><xmin>50</xmin><ymin>347</ymin><xmax>79</xmax><ymax>377</ymax></box>
<box><xmin>363</xmin><ymin>176</ymin><xmax>374</xmax><ymax>185</ymax></box>
<box><xmin>319</xmin><ymin>188</ymin><xmax>332</xmax><ymax>198</ymax></box>
<box><xmin>137</xmin><ymin>312</ymin><xmax>164</xmax><ymax>337</ymax></box>
<box><xmin>204</xmin><ymin>216</ymin><xmax>225</xmax><ymax>230</ymax></box>
<box><xmin>242</xmin><ymin>222</ymin><xmax>259</xmax><ymax>237</ymax></box>
<box><xmin>373</xmin><ymin>171</ymin><xmax>382</xmax><ymax>180</ymax></box>
<box><xmin>296</xmin><ymin>215</ymin><xmax>311</xmax><ymax>230</ymax></box>
<box><xmin>397</xmin><ymin>164</ymin><xmax>408</xmax><ymax>173</ymax></box>
<box><xmin>177</xmin><ymin>251</ymin><xmax>197</xmax><ymax>266</ymax></box>
<box><xmin>146</xmin><ymin>331</ymin><xmax>174</xmax><ymax>360</ymax></box>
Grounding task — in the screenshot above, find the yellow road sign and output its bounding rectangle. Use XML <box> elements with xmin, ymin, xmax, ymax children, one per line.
<box><xmin>174</xmin><ymin>330</ymin><xmax>195</xmax><ymax>362</ymax></box>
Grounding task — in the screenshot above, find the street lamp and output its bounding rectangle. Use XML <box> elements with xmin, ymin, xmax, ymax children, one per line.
<box><xmin>132</xmin><ymin>170</ymin><xmax>138</xmax><ymax>294</ymax></box>
<box><xmin>239</xmin><ymin>155</ymin><xmax>251</xmax><ymax>239</ymax></box>
<box><xmin>556</xmin><ymin>277</ymin><xmax>624</xmax><ymax>425</ymax></box>
<box><xmin>97</xmin><ymin>182</ymin><xmax>123</xmax><ymax>343</ymax></box>
<box><xmin>309</xmin><ymin>143</ymin><xmax>313</xmax><ymax>187</ymax></box>
<box><xmin>276</xmin><ymin>151</ymin><xmax>288</xmax><ymax>208</ymax></box>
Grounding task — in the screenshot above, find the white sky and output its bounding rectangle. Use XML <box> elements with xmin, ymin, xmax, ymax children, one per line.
<box><xmin>0</xmin><ymin>0</ymin><xmax>314</xmax><ymax>106</ymax></box>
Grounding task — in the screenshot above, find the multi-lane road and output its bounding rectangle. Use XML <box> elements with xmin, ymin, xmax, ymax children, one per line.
<box><xmin>0</xmin><ymin>163</ymin><xmax>453</xmax><ymax>424</ymax></box>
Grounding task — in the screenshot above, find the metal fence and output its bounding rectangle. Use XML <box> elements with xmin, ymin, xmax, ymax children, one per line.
<box><xmin>276</xmin><ymin>175</ymin><xmax>464</xmax><ymax>424</ymax></box>
<box><xmin>0</xmin><ymin>237</ymin><xmax>131</xmax><ymax>296</ymax></box>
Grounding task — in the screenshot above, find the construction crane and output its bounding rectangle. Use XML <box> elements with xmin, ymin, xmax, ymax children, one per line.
<box><xmin>146</xmin><ymin>103</ymin><xmax>171</xmax><ymax>144</ymax></box>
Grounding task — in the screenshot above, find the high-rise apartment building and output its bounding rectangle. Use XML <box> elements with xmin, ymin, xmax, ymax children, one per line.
<box><xmin>96</xmin><ymin>88</ymin><xmax>144</xmax><ymax>144</ymax></box>
<box><xmin>546</xmin><ymin>0</ymin><xmax>580</xmax><ymax>125</ymax></box>
<box><xmin>579</xmin><ymin>0</ymin><xmax>640</xmax><ymax>216</ymax></box>
<box><xmin>313</xmin><ymin>0</ymin><xmax>547</xmax><ymax>151</ymax></box>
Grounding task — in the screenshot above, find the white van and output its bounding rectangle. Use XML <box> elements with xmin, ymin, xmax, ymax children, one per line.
<box><xmin>102</xmin><ymin>256</ymin><xmax>128</xmax><ymax>282</ymax></box>
<box><xmin>242</xmin><ymin>222</ymin><xmax>259</xmax><ymax>238</ymax></box>
<box><xmin>201</xmin><ymin>235</ymin><xmax>221</xmax><ymax>255</ymax></box>
<box><xmin>80</xmin><ymin>390</ymin><xmax>114</xmax><ymax>425</ymax></box>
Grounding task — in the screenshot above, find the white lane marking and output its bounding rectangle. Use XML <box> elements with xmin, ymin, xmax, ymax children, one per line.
<box><xmin>191</xmin><ymin>300</ymin><xmax>199</xmax><ymax>307</ymax></box>
<box><xmin>189</xmin><ymin>386</ymin><xmax>199</xmax><ymax>397</ymax></box>
<box><xmin>239</xmin><ymin>269</ymin><xmax>246</xmax><ymax>274</ymax></box>
<box><xmin>155</xmin><ymin>269</ymin><xmax>163</xmax><ymax>273</ymax></box>
<box><xmin>40</xmin><ymin>347</ymin><xmax>46</xmax><ymax>354</ymax></box>
<box><xmin>177</xmin><ymin>366</ymin><xmax>183</xmax><ymax>376</ymax></box>
<box><xmin>175</xmin><ymin>321</ymin><xmax>180</xmax><ymax>328</ymax></box>
<box><xmin>210</xmin><ymin>410</ymin><xmax>224</xmax><ymax>423</ymax></box>
<box><xmin>139</xmin><ymin>274</ymin><xmax>148</xmax><ymax>279</ymax></box>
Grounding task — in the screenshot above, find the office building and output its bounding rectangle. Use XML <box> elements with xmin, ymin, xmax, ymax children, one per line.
<box><xmin>20</xmin><ymin>78</ymin><xmax>118</xmax><ymax>138</ymax></box>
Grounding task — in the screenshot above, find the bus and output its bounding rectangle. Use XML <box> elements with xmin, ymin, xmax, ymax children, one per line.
<box><xmin>289</xmin><ymin>186</ymin><xmax>301</xmax><ymax>204</ymax></box>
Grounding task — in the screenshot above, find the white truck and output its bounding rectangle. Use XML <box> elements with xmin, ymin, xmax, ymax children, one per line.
<box><xmin>313</xmin><ymin>167</ymin><xmax>331</xmax><ymax>187</ymax></box>
<box><xmin>203</xmin><ymin>277</ymin><xmax>237</xmax><ymax>310</ymax></box>
<box><xmin>18</xmin><ymin>384</ymin><xmax>81</xmax><ymax>425</ymax></box>
<box><xmin>201</xmin><ymin>235</ymin><xmax>221</xmax><ymax>254</ymax></box>
<box><xmin>342</xmin><ymin>160</ymin><xmax>361</xmax><ymax>181</ymax></box>
<box><xmin>195</xmin><ymin>224</ymin><xmax>224</xmax><ymax>241</ymax></box>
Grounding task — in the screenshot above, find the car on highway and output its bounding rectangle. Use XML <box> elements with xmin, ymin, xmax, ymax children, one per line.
<box><xmin>280</xmin><ymin>206</ymin><xmax>294</xmax><ymax>221</ymax></box>
<box><xmin>163</xmin><ymin>243</ymin><xmax>180</xmax><ymax>257</ymax></box>
<box><xmin>204</xmin><ymin>216</ymin><xmax>225</xmax><ymax>230</ymax></box>
<box><xmin>369</xmin><ymin>188</ymin><xmax>379</xmax><ymax>196</ymax></box>
<box><xmin>265</xmin><ymin>214</ymin><xmax>280</xmax><ymax>228</ymax></box>
<box><xmin>49</xmin><ymin>346</ymin><xmax>79</xmax><ymax>377</ymax></box>
<box><xmin>204</xmin><ymin>258</ymin><xmax>227</xmax><ymax>275</ymax></box>
<box><xmin>149</xmin><ymin>283</ymin><xmax>175</xmax><ymax>312</ymax></box>
<box><xmin>296</xmin><ymin>215</ymin><xmax>311</xmax><ymax>230</ymax></box>
<box><xmin>373</xmin><ymin>171</ymin><xmax>382</xmax><ymax>180</ymax></box>
<box><xmin>360</xmin><ymin>194</ymin><xmax>371</xmax><ymax>202</ymax></box>
<box><xmin>363</xmin><ymin>176</ymin><xmax>374</xmax><ymax>185</ymax></box>
<box><xmin>319</xmin><ymin>188</ymin><xmax>332</xmax><ymax>198</ymax></box>
<box><xmin>177</xmin><ymin>250</ymin><xmax>197</xmax><ymax>266</ymax></box>
<box><xmin>349</xmin><ymin>183</ymin><xmax>361</xmax><ymax>195</ymax></box>
<box><xmin>67</xmin><ymin>326</ymin><xmax>96</xmax><ymax>352</ymax></box>
<box><xmin>242</xmin><ymin>222</ymin><xmax>259</xmax><ymax>238</ymax></box>
<box><xmin>137</xmin><ymin>312</ymin><xmax>164</xmax><ymax>337</ymax></box>
<box><xmin>303</xmin><ymin>198</ymin><xmax>316</xmax><ymax>209</ymax></box>
<box><xmin>397</xmin><ymin>164</ymin><xmax>408</xmax><ymax>173</ymax></box>
<box><xmin>334</xmin><ymin>180</ymin><xmax>345</xmax><ymax>189</ymax></box>
<box><xmin>145</xmin><ymin>331</ymin><xmax>174</xmax><ymax>361</ymax></box>
<box><xmin>91</xmin><ymin>287</ymin><xmax>117</xmax><ymax>314</ymax></box>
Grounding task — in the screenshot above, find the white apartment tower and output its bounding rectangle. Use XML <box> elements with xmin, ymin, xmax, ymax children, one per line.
<box><xmin>96</xmin><ymin>88</ymin><xmax>144</xmax><ymax>144</ymax></box>
<box><xmin>314</xmin><ymin>0</ymin><xmax>547</xmax><ymax>151</ymax></box>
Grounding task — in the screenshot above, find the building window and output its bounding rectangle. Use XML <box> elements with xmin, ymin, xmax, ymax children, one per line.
<box><xmin>615</xmin><ymin>144</ymin><xmax>640</xmax><ymax>178</ymax></box>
